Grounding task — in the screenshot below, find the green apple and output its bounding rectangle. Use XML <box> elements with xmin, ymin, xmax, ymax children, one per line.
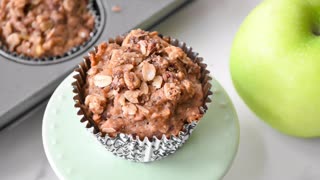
<box><xmin>230</xmin><ymin>0</ymin><xmax>320</xmax><ymax>137</ymax></box>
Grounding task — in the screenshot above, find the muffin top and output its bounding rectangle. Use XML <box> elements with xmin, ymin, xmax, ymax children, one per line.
<box><xmin>0</xmin><ymin>0</ymin><xmax>95</xmax><ymax>58</ymax></box>
<box><xmin>84</xmin><ymin>29</ymin><xmax>204</xmax><ymax>139</ymax></box>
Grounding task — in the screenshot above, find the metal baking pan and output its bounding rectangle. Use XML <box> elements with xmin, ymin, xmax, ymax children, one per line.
<box><xmin>0</xmin><ymin>0</ymin><xmax>191</xmax><ymax>130</ymax></box>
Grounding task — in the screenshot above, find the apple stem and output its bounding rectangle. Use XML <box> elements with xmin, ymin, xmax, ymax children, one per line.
<box><xmin>312</xmin><ymin>28</ymin><xmax>320</xmax><ymax>36</ymax></box>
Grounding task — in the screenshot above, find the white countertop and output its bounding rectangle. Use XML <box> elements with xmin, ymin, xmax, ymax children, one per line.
<box><xmin>1</xmin><ymin>0</ymin><xmax>320</xmax><ymax>179</ymax></box>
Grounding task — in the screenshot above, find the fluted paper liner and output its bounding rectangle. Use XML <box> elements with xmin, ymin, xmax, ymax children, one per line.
<box><xmin>72</xmin><ymin>34</ymin><xmax>213</xmax><ymax>162</ymax></box>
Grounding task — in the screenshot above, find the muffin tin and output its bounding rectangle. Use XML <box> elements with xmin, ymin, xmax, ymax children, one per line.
<box><xmin>0</xmin><ymin>0</ymin><xmax>190</xmax><ymax>130</ymax></box>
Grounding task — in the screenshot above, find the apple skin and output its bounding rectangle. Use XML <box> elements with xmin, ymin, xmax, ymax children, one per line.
<box><xmin>230</xmin><ymin>0</ymin><xmax>320</xmax><ymax>137</ymax></box>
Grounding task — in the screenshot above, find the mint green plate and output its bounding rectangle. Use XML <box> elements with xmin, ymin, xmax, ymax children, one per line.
<box><xmin>42</xmin><ymin>73</ymin><xmax>239</xmax><ymax>180</ymax></box>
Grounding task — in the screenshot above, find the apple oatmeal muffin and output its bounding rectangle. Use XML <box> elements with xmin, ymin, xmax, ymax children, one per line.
<box><xmin>0</xmin><ymin>0</ymin><xmax>95</xmax><ymax>58</ymax></box>
<box><xmin>83</xmin><ymin>29</ymin><xmax>205</xmax><ymax>139</ymax></box>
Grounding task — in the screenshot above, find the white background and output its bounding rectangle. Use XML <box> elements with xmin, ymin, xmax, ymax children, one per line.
<box><xmin>1</xmin><ymin>0</ymin><xmax>320</xmax><ymax>179</ymax></box>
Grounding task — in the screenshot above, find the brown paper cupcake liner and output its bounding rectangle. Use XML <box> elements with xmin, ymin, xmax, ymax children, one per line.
<box><xmin>0</xmin><ymin>0</ymin><xmax>101</xmax><ymax>64</ymax></box>
<box><xmin>72</xmin><ymin>34</ymin><xmax>213</xmax><ymax>162</ymax></box>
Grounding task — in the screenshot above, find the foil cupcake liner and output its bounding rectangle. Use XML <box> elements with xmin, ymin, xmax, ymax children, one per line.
<box><xmin>72</xmin><ymin>34</ymin><xmax>213</xmax><ymax>162</ymax></box>
<box><xmin>0</xmin><ymin>0</ymin><xmax>102</xmax><ymax>64</ymax></box>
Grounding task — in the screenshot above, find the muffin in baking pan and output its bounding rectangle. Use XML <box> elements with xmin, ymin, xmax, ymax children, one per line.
<box><xmin>0</xmin><ymin>0</ymin><xmax>96</xmax><ymax>59</ymax></box>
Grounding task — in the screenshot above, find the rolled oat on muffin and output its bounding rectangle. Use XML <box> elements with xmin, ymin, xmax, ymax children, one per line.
<box><xmin>84</xmin><ymin>29</ymin><xmax>204</xmax><ymax>139</ymax></box>
<box><xmin>0</xmin><ymin>0</ymin><xmax>95</xmax><ymax>58</ymax></box>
